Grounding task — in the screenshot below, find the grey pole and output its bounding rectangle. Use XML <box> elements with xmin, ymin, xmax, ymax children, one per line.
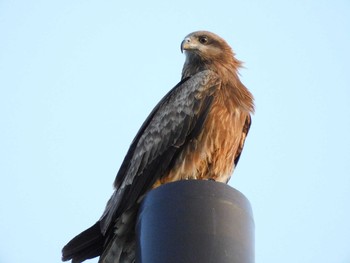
<box><xmin>136</xmin><ymin>180</ymin><xmax>254</xmax><ymax>263</ymax></box>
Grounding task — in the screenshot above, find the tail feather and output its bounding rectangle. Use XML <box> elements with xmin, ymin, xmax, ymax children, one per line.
<box><xmin>98</xmin><ymin>234</ymin><xmax>135</xmax><ymax>263</ymax></box>
<box><xmin>62</xmin><ymin>222</ymin><xmax>104</xmax><ymax>262</ymax></box>
<box><xmin>98</xmin><ymin>207</ymin><xmax>137</xmax><ymax>263</ymax></box>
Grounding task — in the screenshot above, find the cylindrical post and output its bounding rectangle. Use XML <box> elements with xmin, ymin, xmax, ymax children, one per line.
<box><xmin>136</xmin><ymin>180</ymin><xmax>254</xmax><ymax>263</ymax></box>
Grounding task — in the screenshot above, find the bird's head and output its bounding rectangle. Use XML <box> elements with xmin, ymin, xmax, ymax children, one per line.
<box><xmin>180</xmin><ymin>31</ymin><xmax>241</xmax><ymax>78</ymax></box>
<box><xmin>181</xmin><ymin>31</ymin><xmax>234</xmax><ymax>62</ymax></box>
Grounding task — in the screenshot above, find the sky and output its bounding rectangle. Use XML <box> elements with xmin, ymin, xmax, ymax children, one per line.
<box><xmin>1</xmin><ymin>0</ymin><xmax>349</xmax><ymax>262</ymax></box>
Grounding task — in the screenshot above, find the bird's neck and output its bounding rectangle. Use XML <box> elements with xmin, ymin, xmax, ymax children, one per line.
<box><xmin>181</xmin><ymin>56</ymin><xmax>254</xmax><ymax>113</ymax></box>
<box><xmin>181</xmin><ymin>55</ymin><xmax>206</xmax><ymax>79</ymax></box>
<box><xmin>181</xmin><ymin>53</ymin><xmax>241</xmax><ymax>81</ymax></box>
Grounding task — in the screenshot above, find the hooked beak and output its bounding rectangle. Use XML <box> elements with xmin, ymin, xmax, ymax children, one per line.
<box><xmin>180</xmin><ymin>37</ymin><xmax>192</xmax><ymax>53</ymax></box>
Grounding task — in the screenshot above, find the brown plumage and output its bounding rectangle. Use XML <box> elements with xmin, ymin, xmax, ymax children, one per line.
<box><xmin>62</xmin><ymin>31</ymin><xmax>254</xmax><ymax>263</ymax></box>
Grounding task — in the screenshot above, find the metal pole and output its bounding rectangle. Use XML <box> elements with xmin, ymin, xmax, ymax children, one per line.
<box><xmin>136</xmin><ymin>180</ymin><xmax>254</xmax><ymax>263</ymax></box>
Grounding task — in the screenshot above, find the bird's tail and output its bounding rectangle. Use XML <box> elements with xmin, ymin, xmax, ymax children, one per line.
<box><xmin>62</xmin><ymin>222</ymin><xmax>104</xmax><ymax>263</ymax></box>
<box><xmin>98</xmin><ymin>234</ymin><xmax>135</xmax><ymax>263</ymax></box>
<box><xmin>98</xmin><ymin>207</ymin><xmax>137</xmax><ymax>263</ymax></box>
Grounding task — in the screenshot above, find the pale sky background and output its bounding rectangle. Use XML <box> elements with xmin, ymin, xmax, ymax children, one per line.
<box><xmin>1</xmin><ymin>1</ymin><xmax>350</xmax><ymax>263</ymax></box>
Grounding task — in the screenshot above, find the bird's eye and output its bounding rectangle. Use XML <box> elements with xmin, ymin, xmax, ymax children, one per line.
<box><xmin>199</xmin><ymin>36</ymin><xmax>208</xmax><ymax>44</ymax></box>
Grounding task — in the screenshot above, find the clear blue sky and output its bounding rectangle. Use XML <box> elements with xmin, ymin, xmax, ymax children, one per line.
<box><xmin>1</xmin><ymin>1</ymin><xmax>349</xmax><ymax>262</ymax></box>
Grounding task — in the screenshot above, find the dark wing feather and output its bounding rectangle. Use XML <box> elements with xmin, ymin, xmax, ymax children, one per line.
<box><xmin>114</xmin><ymin>76</ymin><xmax>191</xmax><ymax>189</ymax></box>
<box><xmin>99</xmin><ymin>70</ymin><xmax>220</xmax><ymax>234</ymax></box>
<box><xmin>233</xmin><ymin>115</ymin><xmax>252</xmax><ymax>166</ymax></box>
<box><xmin>62</xmin><ymin>222</ymin><xmax>103</xmax><ymax>262</ymax></box>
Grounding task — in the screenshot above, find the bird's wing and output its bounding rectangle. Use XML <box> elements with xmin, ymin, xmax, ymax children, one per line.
<box><xmin>233</xmin><ymin>114</ymin><xmax>252</xmax><ymax>167</ymax></box>
<box><xmin>100</xmin><ymin>70</ymin><xmax>221</xmax><ymax>234</ymax></box>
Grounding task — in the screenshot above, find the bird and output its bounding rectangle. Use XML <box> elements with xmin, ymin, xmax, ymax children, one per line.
<box><xmin>62</xmin><ymin>30</ymin><xmax>254</xmax><ymax>263</ymax></box>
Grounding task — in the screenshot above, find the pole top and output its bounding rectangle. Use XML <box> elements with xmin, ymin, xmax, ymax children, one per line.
<box><xmin>136</xmin><ymin>180</ymin><xmax>255</xmax><ymax>263</ymax></box>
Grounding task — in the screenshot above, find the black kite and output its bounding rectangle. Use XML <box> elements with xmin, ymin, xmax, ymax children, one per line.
<box><xmin>62</xmin><ymin>31</ymin><xmax>254</xmax><ymax>263</ymax></box>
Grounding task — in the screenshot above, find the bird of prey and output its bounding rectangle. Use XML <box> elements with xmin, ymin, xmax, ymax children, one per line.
<box><xmin>62</xmin><ymin>30</ymin><xmax>254</xmax><ymax>263</ymax></box>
